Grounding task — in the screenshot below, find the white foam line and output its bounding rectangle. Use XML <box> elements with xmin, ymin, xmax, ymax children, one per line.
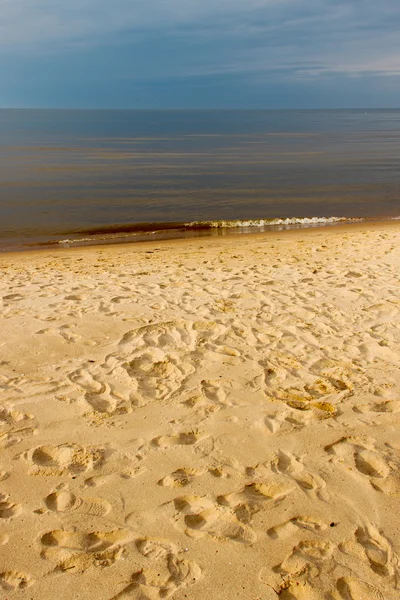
<box><xmin>187</xmin><ymin>216</ymin><xmax>364</xmax><ymax>228</ymax></box>
<box><xmin>58</xmin><ymin>214</ymin><xmax>400</xmax><ymax>246</ymax></box>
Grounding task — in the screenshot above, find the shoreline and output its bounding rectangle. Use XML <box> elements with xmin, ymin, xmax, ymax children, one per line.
<box><xmin>1</xmin><ymin>214</ymin><xmax>399</xmax><ymax>255</ymax></box>
<box><xmin>2</xmin><ymin>217</ymin><xmax>400</xmax><ymax>261</ymax></box>
<box><xmin>1</xmin><ymin>219</ymin><xmax>400</xmax><ymax>599</ymax></box>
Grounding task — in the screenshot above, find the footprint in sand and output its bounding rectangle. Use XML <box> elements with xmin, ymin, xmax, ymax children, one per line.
<box><xmin>184</xmin><ymin>507</ymin><xmax>257</xmax><ymax>544</ymax></box>
<box><xmin>267</xmin><ymin>516</ymin><xmax>327</xmax><ymax>540</ymax></box>
<box><xmin>136</xmin><ymin>537</ymin><xmax>180</xmax><ymax>560</ymax></box>
<box><xmin>260</xmin><ymin>577</ymin><xmax>320</xmax><ymax>600</ymax></box>
<box><xmin>354</xmin><ymin>525</ymin><xmax>396</xmax><ymax>579</ymax></box>
<box><xmin>274</xmin><ymin>539</ymin><xmax>334</xmax><ymax>578</ymax></box>
<box><xmin>0</xmin><ymin>494</ymin><xmax>22</xmax><ymax>519</ymax></box>
<box><xmin>151</xmin><ymin>431</ymin><xmax>204</xmax><ymax>448</ymax></box>
<box><xmin>336</xmin><ymin>576</ymin><xmax>386</xmax><ymax>600</ymax></box>
<box><xmin>0</xmin><ymin>571</ymin><xmax>34</xmax><ymax>591</ymax></box>
<box><xmin>119</xmin><ymin>320</ymin><xmax>198</xmax><ymax>353</ymax></box>
<box><xmin>110</xmin><ymin>554</ymin><xmax>202</xmax><ymax>599</ymax></box>
<box><xmin>173</xmin><ymin>495</ymin><xmax>257</xmax><ymax>545</ymax></box>
<box><xmin>354</xmin><ymin>449</ymin><xmax>390</xmax><ymax>478</ymax></box>
<box><xmin>218</xmin><ymin>480</ymin><xmax>295</xmax><ymax>510</ymax></box>
<box><xmin>159</xmin><ymin>467</ymin><xmax>206</xmax><ymax>488</ymax></box>
<box><xmin>216</xmin><ymin>481</ymin><xmax>295</xmax><ymax>528</ymax></box>
<box><xmin>68</xmin><ymin>365</ymin><xmax>136</xmax><ymax>416</ymax></box>
<box><xmin>325</xmin><ymin>437</ymin><xmax>394</xmax><ymax>492</ymax></box>
<box><xmin>0</xmin><ymin>469</ymin><xmax>9</xmax><ymax>482</ymax></box>
<box><xmin>267</xmin><ymin>525</ymin><xmax>399</xmax><ymax>599</ymax></box>
<box><xmin>268</xmin><ymin>518</ymin><xmax>400</xmax><ymax>599</ymax></box>
<box><xmin>271</xmin><ymin>451</ymin><xmax>330</xmax><ymax>501</ymax></box>
<box><xmin>173</xmin><ymin>495</ymin><xmax>215</xmax><ymax>514</ymax></box>
<box><xmin>27</xmin><ymin>443</ymin><xmax>105</xmax><ymax>476</ymax></box>
<box><xmin>40</xmin><ymin>529</ymin><xmax>134</xmax><ymax>572</ymax></box>
<box><xmin>264</xmin><ymin>409</ymin><xmax>314</xmax><ymax>434</ymax></box>
<box><xmin>201</xmin><ymin>379</ymin><xmax>231</xmax><ymax>406</ymax></box>
<box><xmin>262</xmin><ymin>540</ymin><xmax>335</xmax><ymax>599</ymax></box>
<box><xmin>0</xmin><ymin>406</ymin><xmax>37</xmax><ymax>447</ymax></box>
<box><xmin>45</xmin><ymin>489</ymin><xmax>111</xmax><ymax>516</ymax></box>
<box><xmin>121</xmin><ymin>349</ymin><xmax>194</xmax><ymax>402</ymax></box>
<box><xmin>371</xmin><ymin>475</ymin><xmax>400</xmax><ymax>496</ymax></box>
<box><xmin>354</xmin><ymin>400</ymin><xmax>399</xmax><ymax>416</ymax></box>
<box><xmin>262</xmin><ymin>356</ymin><xmax>354</xmax><ymax>417</ymax></box>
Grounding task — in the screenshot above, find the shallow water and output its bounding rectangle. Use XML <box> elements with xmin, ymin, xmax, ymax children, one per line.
<box><xmin>1</xmin><ymin>109</ymin><xmax>400</xmax><ymax>249</ymax></box>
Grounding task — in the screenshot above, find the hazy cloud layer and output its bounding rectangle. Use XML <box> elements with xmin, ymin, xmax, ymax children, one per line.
<box><xmin>1</xmin><ymin>0</ymin><xmax>400</xmax><ymax>107</ymax></box>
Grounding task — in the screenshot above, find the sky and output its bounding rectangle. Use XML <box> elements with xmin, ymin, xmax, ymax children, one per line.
<box><xmin>1</xmin><ymin>0</ymin><xmax>400</xmax><ymax>108</ymax></box>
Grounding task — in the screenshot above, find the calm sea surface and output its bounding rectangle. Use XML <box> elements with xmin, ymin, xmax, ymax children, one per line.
<box><xmin>1</xmin><ymin>109</ymin><xmax>400</xmax><ymax>250</ymax></box>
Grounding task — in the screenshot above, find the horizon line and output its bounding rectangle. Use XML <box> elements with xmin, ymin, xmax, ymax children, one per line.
<box><xmin>1</xmin><ymin>107</ymin><xmax>400</xmax><ymax>111</ymax></box>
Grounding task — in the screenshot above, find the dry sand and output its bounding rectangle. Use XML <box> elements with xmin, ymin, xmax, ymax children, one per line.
<box><xmin>1</xmin><ymin>221</ymin><xmax>400</xmax><ymax>599</ymax></box>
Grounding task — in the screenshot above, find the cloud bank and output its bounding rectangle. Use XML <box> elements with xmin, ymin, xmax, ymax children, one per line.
<box><xmin>1</xmin><ymin>0</ymin><xmax>400</xmax><ymax>107</ymax></box>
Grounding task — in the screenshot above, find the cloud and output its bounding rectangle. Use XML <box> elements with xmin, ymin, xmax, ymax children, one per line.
<box><xmin>1</xmin><ymin>0</ymin><xmax>400</xmax><ymax>108</ymax></box>
<box><xmin>1</xmin><ymin>0</ymin><xmax>399</xmax><ymax>79</ymax></box>
<box><xmin>0</xmin><ymin>0</ymin><xmax>289</xmax><ymax>45</ymax></box>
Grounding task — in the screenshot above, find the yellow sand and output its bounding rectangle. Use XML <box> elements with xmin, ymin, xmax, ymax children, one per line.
<box><xmin>1</xmin><ymin>222</ymin><xmax>400</xmax><ymax>599</ymax></box>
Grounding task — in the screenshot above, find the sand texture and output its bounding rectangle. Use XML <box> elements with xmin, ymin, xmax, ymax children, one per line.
<box><xmin>1</xmin><ymin>222</ymin><xmax>400</xmax><ymax>599</ymax></box>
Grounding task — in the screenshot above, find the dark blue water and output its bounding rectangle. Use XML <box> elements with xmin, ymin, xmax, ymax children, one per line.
<box><xmin>1</xmin><ymin>109</ymin><xmax>400</xmax><ymax>249</ymax></box>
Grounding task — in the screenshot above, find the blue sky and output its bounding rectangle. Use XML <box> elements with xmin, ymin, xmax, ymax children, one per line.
<box><xmin>1</xmin><ymin>0</ymin><xmax>400</xmax><ymax>108</ymax></box>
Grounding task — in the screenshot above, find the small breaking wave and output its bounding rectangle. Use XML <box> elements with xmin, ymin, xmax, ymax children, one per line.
<box><xmin>186</xmin><ymin>216</ymin><xmax>362</xmax><ymax>228</ymax></box>
<box><xmin>1</xmin><ymin>213</ymin><xmax>397</xmax><ymax>252</ymax></box>
<box><xmin>49</xmin><ymin>215</ymin><xmax>367</xmax><ymax>248</ymax></box>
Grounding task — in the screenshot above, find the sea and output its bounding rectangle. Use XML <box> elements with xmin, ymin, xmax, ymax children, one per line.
<box><xmin>1</xmin><ymin>109</ymin><xmax>400</xmax><ymax>251</ymax></box>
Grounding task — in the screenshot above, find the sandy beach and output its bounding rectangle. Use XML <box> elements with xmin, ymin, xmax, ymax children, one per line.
<box><xmin>1</xmin><ymin>221</ymin><xmax>400</xmax><ymax>599</ymax></box>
